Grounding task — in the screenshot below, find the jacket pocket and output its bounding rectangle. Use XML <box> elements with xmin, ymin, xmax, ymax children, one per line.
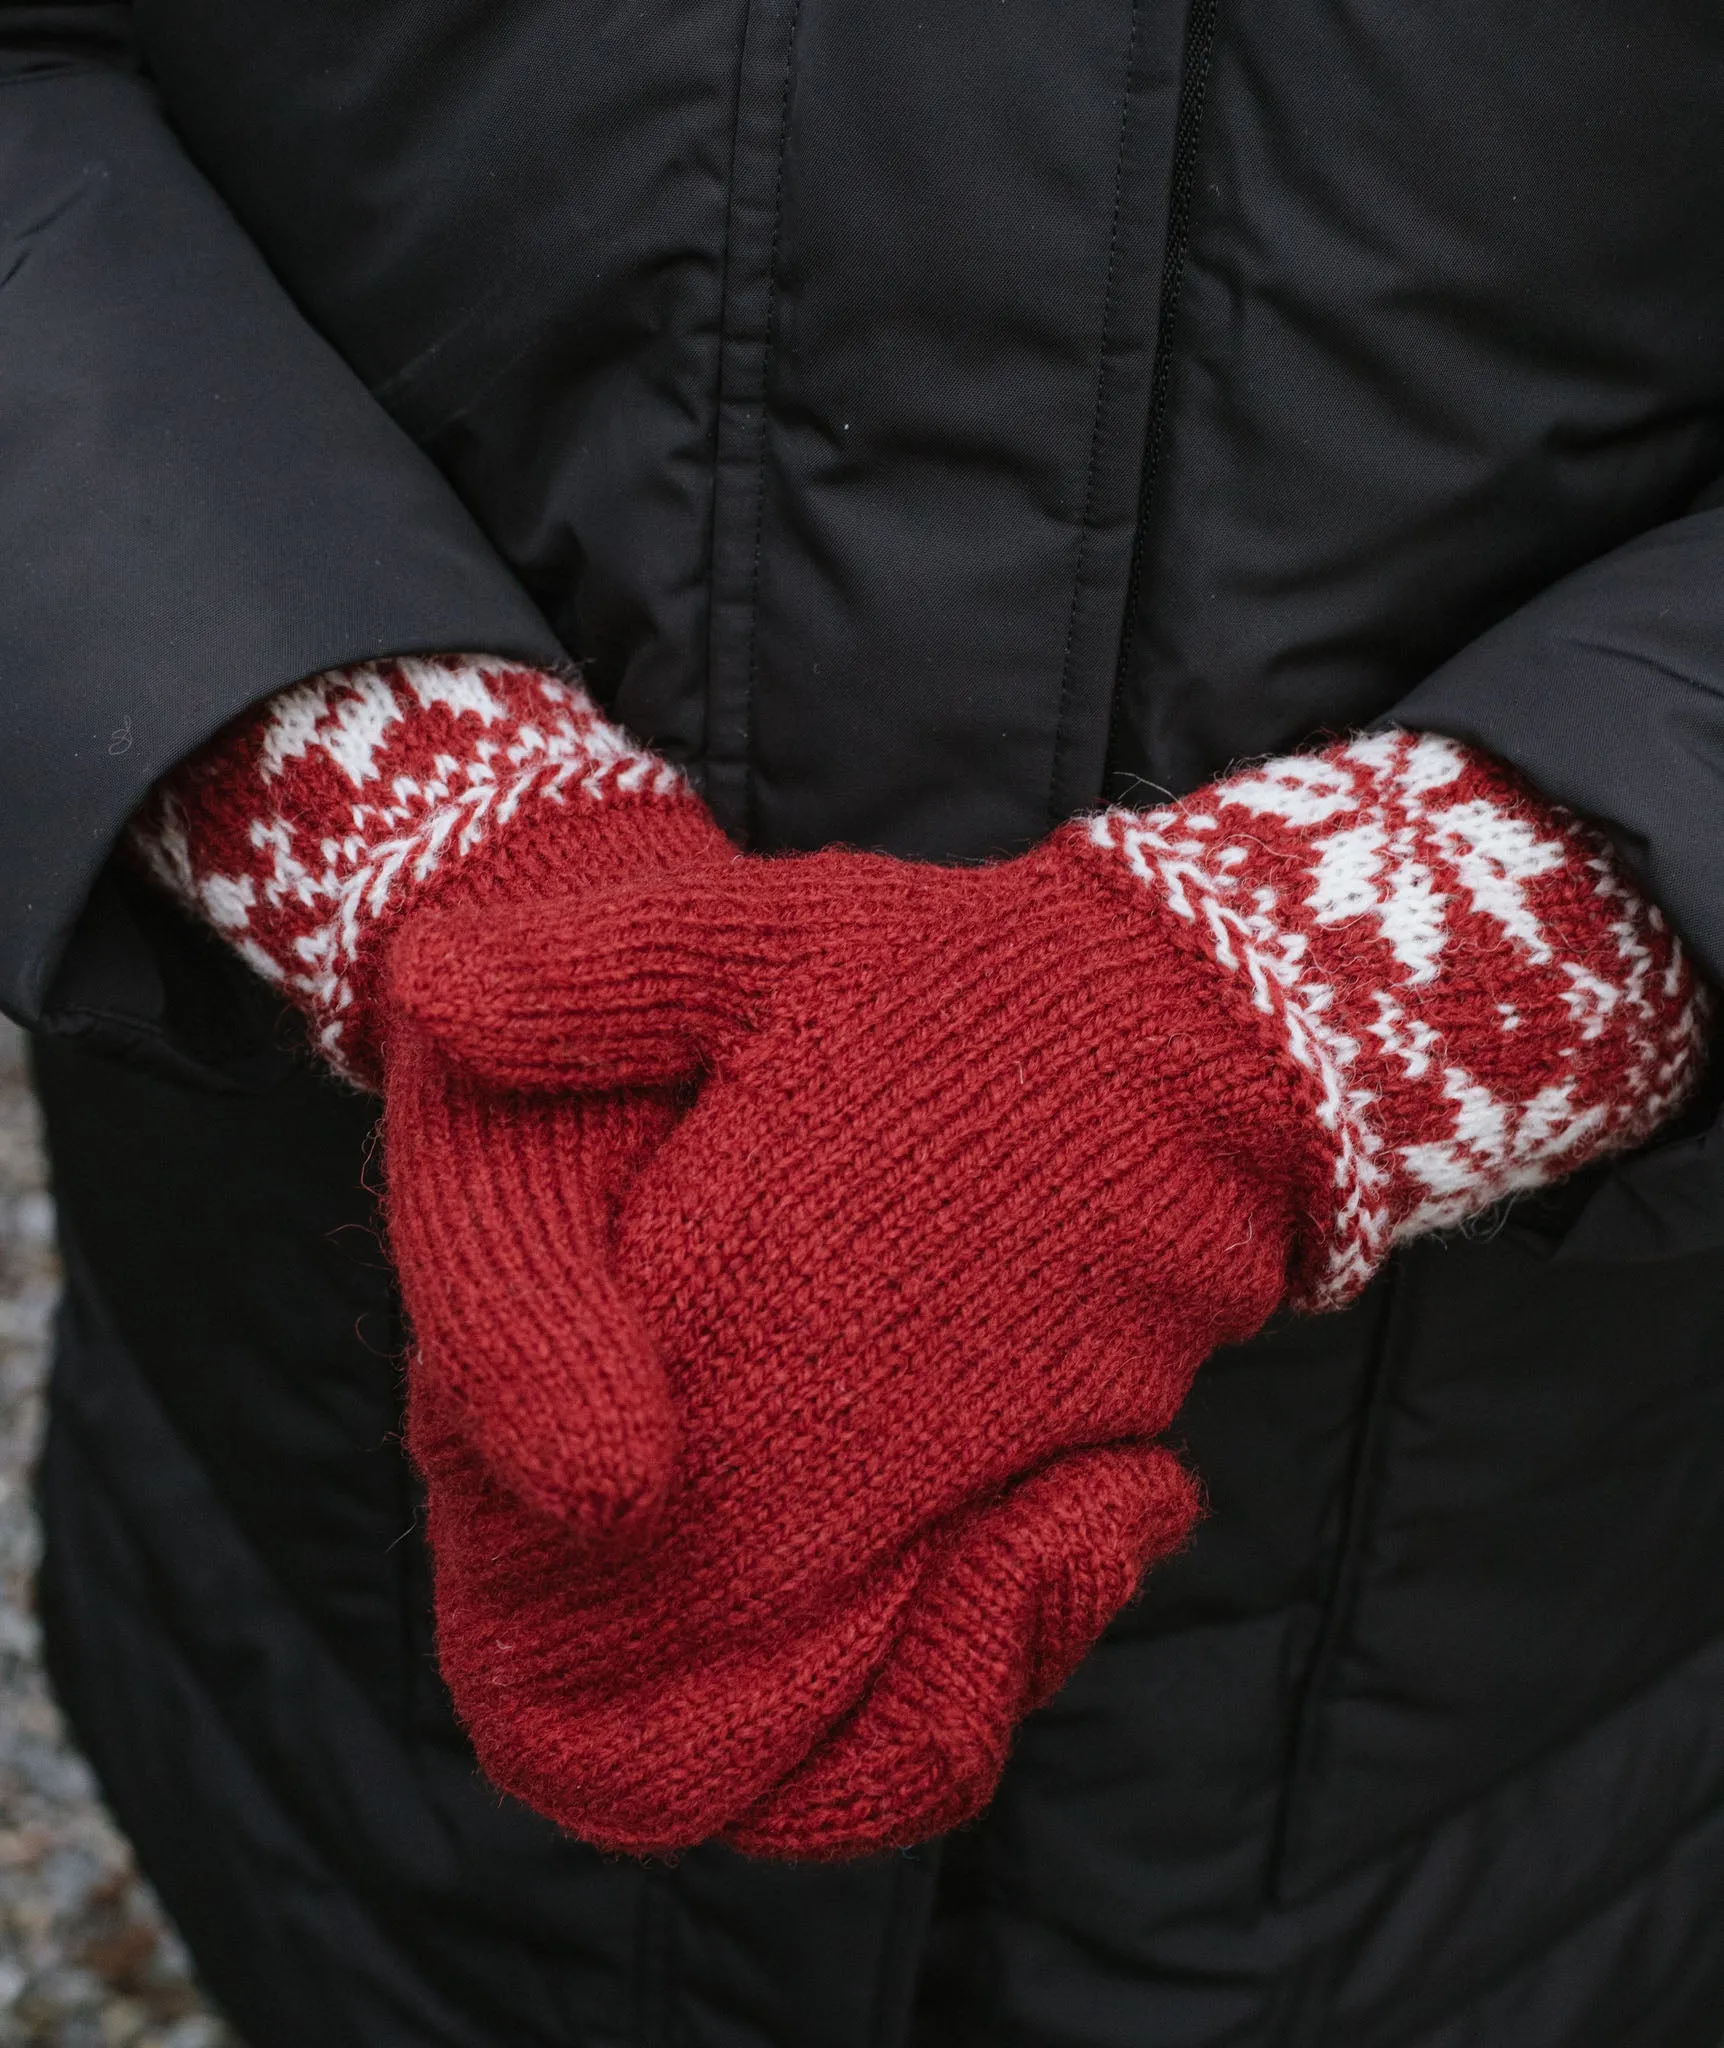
<box><xmin>1271</xmin><ymin>1210</ymin><xmax>1724</xmax><ymax>1904</ymax></box>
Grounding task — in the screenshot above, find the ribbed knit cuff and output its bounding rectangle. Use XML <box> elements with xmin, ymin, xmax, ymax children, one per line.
<box><xmin>130</xmin><ymin>655</ymin><xmax>728</xmax><ymax>1085</ymax></box>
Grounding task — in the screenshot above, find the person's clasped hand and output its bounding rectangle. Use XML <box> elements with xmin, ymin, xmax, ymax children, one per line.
<box><xmin>398</xmin><ymin>730</ymin><xmax>1706</xmax><ymax>1859</ymax></box>
<box><xmin>131</xmin><ymin>654</ymin><xmax>734</xmax><ymax>1548</ymax></box>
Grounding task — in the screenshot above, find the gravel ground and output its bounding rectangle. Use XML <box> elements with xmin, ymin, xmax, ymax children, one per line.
<box><xmin>0</xmin><ymin>1020</ymin><xmax>241</xmax><ymax>2048</ymax></box>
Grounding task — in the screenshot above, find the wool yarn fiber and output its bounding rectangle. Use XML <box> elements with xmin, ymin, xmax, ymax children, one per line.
<box><xmin>404</xmin><ymin>730</ymin><xmax>1707</xmax><ymax>1857</ymax></box>
<box><xmin>133</xmin><ymin>653</ymin><xmax>730</xmax><ymax>1543</ymax></box>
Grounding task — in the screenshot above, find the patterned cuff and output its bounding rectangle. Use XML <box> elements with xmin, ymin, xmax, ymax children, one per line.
<box><xmin>1082</xmin><ymin>731</ymin><xmax>1709</xmax><ymax>1306</ymax></box>
<box><xmin>130</xmin><ymin>655</ymin><xmax>707</xmax><ymax>1082</ymax></box>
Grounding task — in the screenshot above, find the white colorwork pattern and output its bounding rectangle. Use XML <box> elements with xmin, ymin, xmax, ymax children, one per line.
<box><xmin>130</xmin><ymin>655</ymin><xmax>686</xmax><ymax>1080</ymax></box>
<box><xmin>1085</xmin><ymin>731</ymin><xmax>1707</xmax><ymax>1305</ymax></box>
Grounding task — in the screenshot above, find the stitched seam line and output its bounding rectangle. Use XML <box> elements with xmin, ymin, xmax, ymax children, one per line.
<box><xmin>1046</xmin><ymin>0</ymin><xmax>1146</xmax><ymax>830</ymax></box>
<box><xmin>701</xmin><ymin>0</ymin><xmax>764</xmax><ymax>824</ymax></box>
<box><xmin>0</xmin><ymin>63</ymin><xmax>118</xmax><ymax>93</ymax></box>
<box><xmin>738</xmin><ymin>0</ymin><xmax>804</xmax><ymax>847</ymax></box>
<box><xmin>1102</xmin><ymin>0</ymin><xmax>1221</xmax><ymax>789</ymax></box>
<box><xmin>1268</xmin><ymin>1257</ymin><xmax>1411</xmax><ymax>1914</ymax></box>
<box><xmin>1321</xmin><ymin>1669</ymin><xmax>1724</xmax><ymax>2048</ymax></box>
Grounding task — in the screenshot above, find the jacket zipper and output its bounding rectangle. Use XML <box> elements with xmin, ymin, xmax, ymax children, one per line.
<box><xmin>1103</xmin><ymin>0</ymin><xmax>1220</xmax><ymax>792</ymax></box>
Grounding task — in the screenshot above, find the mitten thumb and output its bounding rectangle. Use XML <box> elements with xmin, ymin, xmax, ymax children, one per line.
<box><xmin>385</xmin><ymin>1027</ymin><xmax>680</xmax><ymax>1548</ymax></box>
<box><xmin>389</xmin><ymin>866</ymin><xmax>789</xmax><ymax>1091</ymax></box>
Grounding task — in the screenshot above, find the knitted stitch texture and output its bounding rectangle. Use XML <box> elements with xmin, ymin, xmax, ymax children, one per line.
<box><xmin>399</xmin><ymin>730</ymin><xmax>1709</xmax><ymax>1859</ymax></box>
<box><xmin>129</xmin><ymin>653</ymin><xmax>715</xmax><ymax>1085</ymax></box>
<box><xmin>131</xmin><ymin>654</ymin><xmax>730</xmax><ymax>1541</ymax></box>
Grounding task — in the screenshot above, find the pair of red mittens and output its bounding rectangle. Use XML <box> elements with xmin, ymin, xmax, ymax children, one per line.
<box><xmin>397</xmin><ymin>730</ymin><xmax>1707</xmax><ymax>1858</ymax></box>
<box><xmin>136</xmin><ymin>684</ymin><xmax>1710</xmax><ymax>1858</ymax></box>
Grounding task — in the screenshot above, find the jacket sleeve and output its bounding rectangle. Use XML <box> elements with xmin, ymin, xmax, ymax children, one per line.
<box><xmin>1387</xmin><ymin>490</ymin><xmax>1724</xmax><ymax>1261</ymax></box>
<box><xmin>0</xmin><ymin>3</ymin><xmax>566</xmax><ymax>1045</ymax></box>
<box><xmin>1389</xmin><ymin>494</ymin><xmax>1724</xmax><ymax>991</ymax></box>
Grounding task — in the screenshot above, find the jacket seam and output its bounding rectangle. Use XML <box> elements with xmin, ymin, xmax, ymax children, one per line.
<box><xmin>1326</xmin><ymin>1690</ymin><xmax>1724</xmax><ymax>2048</ymax></box>
<box><xmin>702</xmin><ymin>0</ymin><xmax>803</xmax><ymax>842</ymax></box>
<box><xmin>0</xmin><ymin>63</ymin><xmax>119</xmax><ymax>92</ymax></box>
<box><xmin>1267</xmin><ymin>1253</ymin><xmax>1411</xmax><ymax>1901</ymax></box>
<box><xmin>740</xmin><ymin>0</ymin><xmax>803</xmax><ymax>848</ymax></box>
<box><xmin>867</xmin><ymin>1844</ymin><xmax>941</xmax><ymax>2048</ymax></box>
<box><xmin>1045</xmin><ymin>0</ymin><xmax>1145</xmax><ymax>831</ymax></box>
<box><xmin>1101</xmin><ymin>0</ymin><xmax>1221</xmax><ymax>793</ymax></box>
<box><xmin>1282</xmin><ymin>1591</ymin><xmax>1724</xmax><ymax>1916</ymax></box>
<box><xmin>633</xmin><ymin>1862</ymin><xmax>676</xmax><ymax>2047</ymax></box>
<box><xmin>693</xmin><ymin>2</ymin><xmax>755</xmax><ymax>814</ymax></box>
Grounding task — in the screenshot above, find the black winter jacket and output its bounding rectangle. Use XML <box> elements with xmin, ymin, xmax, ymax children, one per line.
<box><xmin>5</xmin><ymin>1</ymin><xmax>1724</xmax><ymax>2042</ymax></box>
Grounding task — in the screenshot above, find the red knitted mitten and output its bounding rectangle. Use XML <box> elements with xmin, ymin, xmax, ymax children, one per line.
<box><xmin>130</xmin><ymin>654</ymin><xmax>730</xmax><ymax>1542</ymax></box>
<box><xmin>399</xmin><ymin>730</ymin><xmax>1708</xmax><ymax>1859</ymax></box>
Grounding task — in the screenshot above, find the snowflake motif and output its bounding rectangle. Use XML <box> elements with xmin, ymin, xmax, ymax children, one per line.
<box><xmin>1219</xmin><ymin>732</ymin><xmax>1569</xmax><ymax>983</ymax></box>
<box><xmin>1089</xmin><ymin>731</ymin><xmax>1704</xmax><ymax>1306</ymax></box>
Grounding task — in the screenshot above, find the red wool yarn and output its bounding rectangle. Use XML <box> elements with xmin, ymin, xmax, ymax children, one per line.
<box><xmin>131</xmin><ymin>653</ymin><xmax>730</xmax><ymax>1543</ymax></box>
<box><xmin>403</xmin><ymin>731</ymin><xmax>1709</xmax><ymax>1860</ymax></box>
